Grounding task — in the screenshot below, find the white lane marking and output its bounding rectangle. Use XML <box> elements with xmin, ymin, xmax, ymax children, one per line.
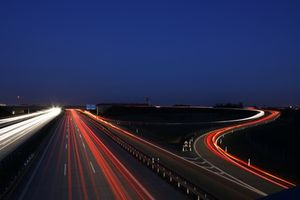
<box><xmin>65</xmin><ymin>143</ymin><xmax>68</xmax><ymax>150</ymax></box>
<box><xmin>181</xmin><ymin>156</ymin><xmax>201</xmax><ymax>161</ymax></box>
<box><xmin>82</xmin><ymin>142</ymin><xmax>86</xmax><ymax>149</ymax></box>
<box><xmin>64</xmin><ymin>163</ymin><xmax>67</xmax><ymax>176</ymax></box>
<box><xmin>193</xmin><ymin>131</ymin><xmax>267</xmax><ymax>196</ymax></box>
<box><xmin>86</xmin><ymin>110</ymin><xmax>267</xmax><ymax>196</ymax></box>
<box><xmin>195</xmin><ymin>161</ymin><xmax>206</xmax><ymax>164</ymax></box>
<box><xmin>66</xmin><ymin>134</ymin><xmax>68</xmax><ymax>139</ymax></box>
<box><xmin>18</xmin><ymin>119</ymin><xmax>61</xmax><ymax>199</ymax></box>
<box><xmin>90</xmin><ymin>161</ymin><xmax>96</xmax><ymax>173</ymax></box>
<box><xmin>79</xmin><ymin>134</ymin><xmax>82</xmax><ymax>138</ymax></box>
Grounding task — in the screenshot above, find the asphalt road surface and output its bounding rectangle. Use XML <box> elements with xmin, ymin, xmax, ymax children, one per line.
<box><xmin>13</xmin><ymin>110</ymin><xmax>185</xmax><ymax>200</ymax></box>
<box><xmin>0</xmin><ymin>108</ymin><xmax>61</xmax><ymax>161</ymax></box>
<box><xmin>193</xmin><ymin>110</ymin><xmax>294</xmax><ymax>195</ymax></box>
<box><xmin>83</xmin><ymin>111</ymin><xmax>278</xmax><ymax>200</ymax></box>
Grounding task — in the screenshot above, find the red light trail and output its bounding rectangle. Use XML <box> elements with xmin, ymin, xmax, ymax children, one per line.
<box><xmin>204</xmin><ymin>109</ymin><xmax>296</xmax><ymax>189</ymax></box>
<box><xmin>67</xmin><ymin>110</ymin><xmax>154</xmax><ymax>200</ymax></box>
<box><xmin>83</xmin><ymin>109</ymin><xmax>297</xmax><ymax>198</ymax></box>
<box><xmin>83</xmin><ymin>108</ymin><xmax>297</xmax><ymax>196</ymax></box>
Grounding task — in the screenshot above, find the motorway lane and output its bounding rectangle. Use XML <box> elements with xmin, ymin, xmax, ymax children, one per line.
<box><xmin>193</xmin><ymin>110</ymin><xmax>295</xmax><ymax>194</ymax></box>
<box><xmin>83</xmin><ymin>111</ymin><xmax>267</xmax><ymax>200</ymax></box>
<box><xmin>0</xmin><ymin>109</ymin><xmax>54</xmax><ymax>129</ymax></box>
<box><xmin>0</xmin><ymin>108</ymin><xmax>61</xmax><ymax>161</ymax></box>
<box><xmin>194</xmin><ymin>134</ymin><xmax>284</xmax><ymax>194</ymax></box>
<box><xmin>0</xmin><ymin>117</ymin><xmax>35</xmax><ymax>129</ymax></box>
<box><xmin>78</xmin><ymin>111</ymin><xmax>187</xmax><ymax>200</ymax></box>
<box><xmin>14</xmin><ymin>110</ymin><xmax>185</xmax><ymax>200</ymax></box>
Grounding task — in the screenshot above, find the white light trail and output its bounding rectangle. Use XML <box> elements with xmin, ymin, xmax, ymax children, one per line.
<box><xmin>214</xmin><ymin>109</ymin><xmax>264</xmax><ymax>123</ymax></box>
<box><xmin>0</xmin><ymin>109</ymin><xmax>57</xmax><ymax>125</ymax></box>
<box><xmin>0</xmin><ymin>107</ymin><xmax>61</xmax><ymax>160</ymax></box>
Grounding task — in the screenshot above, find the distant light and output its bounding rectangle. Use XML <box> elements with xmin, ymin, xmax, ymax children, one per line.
<box><xmin>50</xmin><ymin>107</ymin><xmax>62</xmax><ymax>115</ymax></box>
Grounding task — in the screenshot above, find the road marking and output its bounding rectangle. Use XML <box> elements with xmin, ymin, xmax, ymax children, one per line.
<box><xmin>90</xmin><ymin>161</ymin><xmax>96</xmax><ymax>173</ymax></box>
<box><xmin>181</xmin><ymin>156</ymin><xmax>201</xmax><ymax>161</ymax></box>
<box><xmin>85</xmin><ymin>110</ymin><xmax>267</xmax><ymax>196</ymax></box>
<box><xmin>65</xmin><ymin>143</ymin><xmax>68</xmax><ymax>150</ymax></box>
<box><xmin>82</xmin><ymin>142</ymin><xmax>86</xmax><ymax>149</ymax></box>
<box><xmin>193</xmin><ymin>128</ymin><xmax>268</xmax><ymax>196</ymax></box>
<box><xmin>195</xmin><ymin>161</ymin><xmax>206</xmax><ymax>164</ymax></box>
<box><xmin>79</xmin><ymin>134</ymin><xmax>82</xmax><ymax>138</ymax></box>
<box><xmin>64</xmin><ymin>163</ymin><xmax>67</xmax><ymax>176</ymax></box>
<box><xmin>66</xmin><ymin>134</ymin><xmax>68</xmax><ymax>139</ymax></box>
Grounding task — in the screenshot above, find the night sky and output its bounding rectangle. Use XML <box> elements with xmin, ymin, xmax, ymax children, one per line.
<box><xmin>1</xmin><ymin>0</ymin><xmax>299</xmax><ymax>106</ymax></box>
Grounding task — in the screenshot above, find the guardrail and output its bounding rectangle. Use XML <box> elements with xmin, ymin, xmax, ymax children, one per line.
<box><xmin>87</xmin><ymin>116</ymin><xmax>216</xmax><ymax>200</ymax></box>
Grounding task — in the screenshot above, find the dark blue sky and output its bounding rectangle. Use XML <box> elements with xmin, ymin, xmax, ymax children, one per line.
<box><xmin>1</xmin><ymin>0</ymin><xmax>299</xmax><ymax>106</ymax></box>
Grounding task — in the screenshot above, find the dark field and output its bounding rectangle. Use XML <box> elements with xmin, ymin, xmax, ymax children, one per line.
<box><xmin>100</xmin><ymin>106</ymin><xmax>255</xmax><ymax>152</ymax></box>
<box><xmin>122</xmin><ymin>123</ymin><xmax>219</xmax><ymax>151</ymax></box>
<box><xmin>101</xmin><ymin>106</ymin><xmax>256</xmax><ymax>123</ymax></box>
<box><xmin>0</xmin><ymin>107</ymin><xmax>11</xmax><ymax>118</ymax></box>
<box><xmin>220</xmin><ymin>109</ymin><xmax>300</xmax><ymax>184</ymax></box>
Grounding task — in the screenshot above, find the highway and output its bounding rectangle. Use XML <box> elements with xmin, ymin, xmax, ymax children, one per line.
<box><xmin>0</xmin><ymin>108</ymin><xmax>61</xmax><ymax>160</ymax></box>
<box><xmin>82</xmin><ymin>111</ymin><xmax>271</xmax><ymax>200</ymax></box>
<box><xmin>193</xmin><ymin>109</ymin><xmax>296</xmax><ymax>194</ymax></box>
<box><xmin>0</xmin><ymin>109</ymin><xmax>52</xmax><ymax>128</ymax></box>
<box><xmin>7</xmin><ymin>108</ymin><xmax>294</xmax><ymax>199</ymax></box>
<box><xmin>14</xmin><ymin>109</ymin><xmax>185</xmax><ymax>200</ymax></box>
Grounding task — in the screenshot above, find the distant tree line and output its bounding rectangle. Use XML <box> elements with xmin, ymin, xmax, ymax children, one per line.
<box><xmin>214</xmin><ymin>102</ymin><xmax>244</xmax><ymax>108</ymax></box>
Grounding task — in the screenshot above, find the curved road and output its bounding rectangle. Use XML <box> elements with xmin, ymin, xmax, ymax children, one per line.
<box><xmin>83</xmin><ymin>110</ymin><xmax>274</xmax><ymax>200</ymax></box>
<box><xmin>193</xmin><ymin>109</ymin><xmax>296</xmax><ymax>196</ymax></box>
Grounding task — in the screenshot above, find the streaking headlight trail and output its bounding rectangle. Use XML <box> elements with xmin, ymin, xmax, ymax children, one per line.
<box><xmin>0</xmin><ymin>107</ymin><xmax>61</xmax><ymax>160</ymax></box>
<box><xmin>0</xmin><ymin>109</ymin><xmax>59</xmax><ymax>125</ymax></box>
